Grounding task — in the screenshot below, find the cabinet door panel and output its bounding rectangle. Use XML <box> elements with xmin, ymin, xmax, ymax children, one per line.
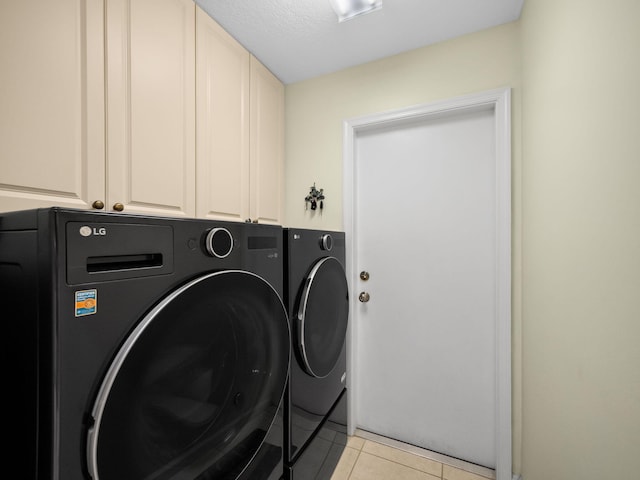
<box><xmin>0</xmin><ymin>1</ymin><xmax>105</xmax><ymax>213</ymax></box>
<box><xmin>107</xmin><ymin>0</ymin><xmax>195</xmax><ymax>216</ymax></box>
<box><xmin>250</xmin><ymin>57</ymin><xmax>284</xmax><ymax>225</ymax></box>
<box><xmin>195</xmin><ymin>7</ymin><xmax>250</xmax><ymax>222</ymax></box>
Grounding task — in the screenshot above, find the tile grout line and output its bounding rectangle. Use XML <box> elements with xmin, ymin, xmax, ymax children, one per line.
<box><xmin>346</xmin><ymin>448</ymin><xmax>361</xmax><ymax>479</ymax></box>
<box><xmin>342</xmin><ymin>438</ymin><xmax>365</xmax><ymax>480</ymax></box>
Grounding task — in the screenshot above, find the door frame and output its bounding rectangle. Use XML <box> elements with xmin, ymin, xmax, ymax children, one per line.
<box><xmin>342</xmin><ymin>88</ymin><xmax>512</xmax><ymax>479</ymax></box>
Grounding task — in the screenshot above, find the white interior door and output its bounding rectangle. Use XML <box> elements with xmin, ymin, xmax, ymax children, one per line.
<box><xmin>345</xmin><ymin>91</ymin><xmax>511</xmax><ymax>473</ymax></box>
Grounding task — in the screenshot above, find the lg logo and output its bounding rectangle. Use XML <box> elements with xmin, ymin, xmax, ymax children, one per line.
<box><xmin>79</xmin><ymin>226</ymin><xmax>107</xmax><ymax>237</ymax></box>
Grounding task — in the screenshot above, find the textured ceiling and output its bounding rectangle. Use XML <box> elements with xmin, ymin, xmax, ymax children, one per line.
<box><xmin>195</xmin><ymin>0</ymin><xmax>524</xmax><ymax>85</ymax></box>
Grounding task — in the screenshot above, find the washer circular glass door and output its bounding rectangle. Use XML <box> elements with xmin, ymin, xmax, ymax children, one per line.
<box><xmin>297</xmin><ymin>256</ymin><xmax>349</xmax><ymax>378</ymax></box>
<box><xmin>86</xmin><ymin>270</ymin><xmax>289</xmax><ymax>480</ymax></box>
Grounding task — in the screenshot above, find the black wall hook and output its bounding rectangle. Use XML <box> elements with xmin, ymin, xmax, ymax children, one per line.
<box><xmin>305</xmin><ymin>183</ymin><xmax>325</xmax><ymax>211</ymax></box>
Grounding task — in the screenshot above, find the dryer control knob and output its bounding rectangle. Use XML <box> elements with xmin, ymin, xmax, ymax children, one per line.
<box><xmin>205</xmin><ymin>227</ymin><xmax>234</xmax><ymax>258</ymax></box>
<box><xmin>320</xmin><ymin>234</ymin><xmax>333</xmax><ymax>251</ymax></box>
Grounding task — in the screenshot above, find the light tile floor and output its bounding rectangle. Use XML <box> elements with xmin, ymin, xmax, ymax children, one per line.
<box><xmin>331</xmin><ymin>430</ymin><xmax>495</xmax><ymax>480</ymax></box>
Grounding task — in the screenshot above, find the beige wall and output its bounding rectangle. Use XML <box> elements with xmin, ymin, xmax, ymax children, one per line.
<box><xmin>285</xmin><ymin>0</ymin><xmax>640</xmax><ymax>476</ymax></box>
<box><xmin>521</xmin><ymin>0</ymin><xmax>640</xmax><ymax>479</ymax></box>
<box><xmin>284</xmin><ymin>21</ymin><xmax>524</xmax><ymax>473</ymax></box>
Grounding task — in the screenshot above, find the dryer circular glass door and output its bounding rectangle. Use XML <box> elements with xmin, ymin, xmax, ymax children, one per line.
<box><xmin>86</xmin><ymin>270</ymin><xmax>289</xmax><ymax>480</ymax></box>
<box><xmin>296</xmin><ymin>256</ymin><xmax>349</xmax><ymax>378</ymax></box>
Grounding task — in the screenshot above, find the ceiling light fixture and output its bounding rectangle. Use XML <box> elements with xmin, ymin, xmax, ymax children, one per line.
<box><xmin>329</xmin><ymin>0</ymin><xmax>382</xmax><ymax>23</ymax></box>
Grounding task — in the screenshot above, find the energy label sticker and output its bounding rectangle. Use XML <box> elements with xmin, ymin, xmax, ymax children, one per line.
<box><xmin>75</xmin><ymin>289</ymin><xmax>97</xmax><ymax>317</ymax></box>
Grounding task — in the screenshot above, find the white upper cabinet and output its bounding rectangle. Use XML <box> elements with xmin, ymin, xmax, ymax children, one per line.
<box><xmin>250</xmin><ymin>56</ymin><xmax>284</xmax><ymax>225</ymax></box>
<box><xmin>106</xmin><ymin>0</ymin><xmax>195</xmax><ymax>217</ymax></box>
<box><xmin>196</xmin><ymin>6</ymin><xmax>284</xmax><ymax>225</ymax></box>
<box><xmin>1</xmin><ymin>1</ymin><xmax>283</xmax><ymax>222</ymax></box>
<box><xmin>195</xmin><ymin>7</ymin><xmax>250</xmax><ymax>222</ymax></box>
<box><xmin>0</xmin><ymin>1</ymin><xmax>105</xmax><ymax>212</ymax></box>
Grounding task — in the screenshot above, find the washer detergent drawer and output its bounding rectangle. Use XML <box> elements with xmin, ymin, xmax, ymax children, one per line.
<box><xmin>65</xmin><ymin>222</ymin><xmax>174</xmax><ymax>284</ymax></box>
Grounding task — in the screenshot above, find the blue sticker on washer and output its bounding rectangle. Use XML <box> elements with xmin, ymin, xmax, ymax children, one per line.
<box><xmin>75</xmin><ymin>289</ymin><xmax>97</xmax><ymax>317</ymax></box>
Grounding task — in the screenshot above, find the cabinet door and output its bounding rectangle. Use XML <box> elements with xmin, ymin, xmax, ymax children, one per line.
<box><xmin>0</xmin><ymin>1</ymin><xmax>105</xmax><ymax>213</ymax></box>
<box><xmin>250</xmin><ymin>57</ymin><xmax>284</xmax><ymax>225</ymax></box>
<box><xmin>195</xmin><ymin>7</ymin><xmax>250</xmax><ymax>222</ymax></box>
<box><xmin>106</xmin><ymin>0</ymin><xmax>195</xmax><ymax>216</ymax></box>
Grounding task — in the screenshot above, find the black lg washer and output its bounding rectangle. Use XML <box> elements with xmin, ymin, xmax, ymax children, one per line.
<box><xmin>2</xmin><ymin>207</ymin><xmax>289</xmax><ymax>480</ymax></box>
<box><xmin>283</xmin><ymin>228</ymin><xmax>349</xmax><ymax>480</ymax></box>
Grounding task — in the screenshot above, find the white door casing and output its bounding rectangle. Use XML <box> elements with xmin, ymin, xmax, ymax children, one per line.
<box><xmin>343</xmin><ymin>88</ymin><xmax>512</xmax><ymax>479</ymax></box>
